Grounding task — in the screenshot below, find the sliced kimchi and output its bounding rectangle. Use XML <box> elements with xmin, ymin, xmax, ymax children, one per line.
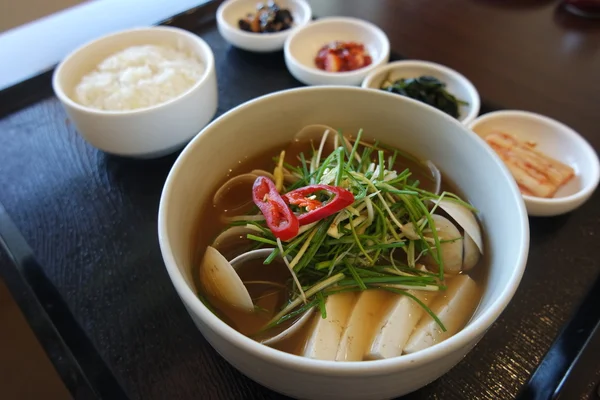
<box><xmin>485</xmin><ymin>131</ymin><xmax>575</xmax><ymax>198</ymax></box>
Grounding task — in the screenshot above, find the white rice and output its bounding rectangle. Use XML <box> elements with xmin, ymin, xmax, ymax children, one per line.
<box><xmin>74</xmin><ymin>44</ymin><xmax>205</xmax><ymax>111</ymax></box>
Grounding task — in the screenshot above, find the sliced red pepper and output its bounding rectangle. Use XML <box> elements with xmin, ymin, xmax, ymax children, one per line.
<box><xmin>252</xmin><ymin>176</ymin><xmax>299</xmax><ymax>241</ymax></box>
<box><xmin>283</xmin><ymin>184</ymin><xmax>355</xmax><ymax>225</ymax></box>
<box><xmin>285</xmin><ymin>191</ymin><xmax>322</xmax><ymax>211</ymax></box>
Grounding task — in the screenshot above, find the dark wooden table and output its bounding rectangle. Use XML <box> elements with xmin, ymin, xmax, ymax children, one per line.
<box><xmin>313</xmin><ymin>0</ymin><xmax>600</xmax><ymax>137</ymax></box>
<box><xmin>1</xmin><ymin>1</ymin><xmax>599</xmax><ymax>399</ymax></box>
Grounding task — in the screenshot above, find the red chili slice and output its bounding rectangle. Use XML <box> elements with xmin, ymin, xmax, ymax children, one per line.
<box><xmin>252</xmin><ymin>177</ymin><xmax>299</xmax><ymax>241</ymax></box>
<box><xmin>283</xmin><ymin>184</ymin><xmax>355</xmax><ymax>225</ymax></box>
<box><xmin>284</xmin><ymin>191</ymin><xmax>322</xmax><ymax>211</ymax></box>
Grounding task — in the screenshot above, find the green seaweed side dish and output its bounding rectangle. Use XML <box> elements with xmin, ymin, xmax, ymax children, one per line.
<box><xmin>381</xmin><ymin>75</ymin><xmax>468</xmax><ymax>119</ymax></box>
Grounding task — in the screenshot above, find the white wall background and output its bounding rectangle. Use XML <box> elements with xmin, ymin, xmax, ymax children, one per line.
<box><xmin>0</xmin><ymin>0</ymin><xmax>208</xmax><ymax>90</ymax></box>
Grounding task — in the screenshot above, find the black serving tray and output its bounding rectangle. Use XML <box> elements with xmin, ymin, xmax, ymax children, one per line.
<box><xmin>0</xmin><ymin>1</ymin><xmax>599</xmax><ymax>399</ymax></box>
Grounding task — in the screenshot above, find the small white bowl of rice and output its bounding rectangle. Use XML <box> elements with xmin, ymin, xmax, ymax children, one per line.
<box><xmin>53</xmin><ymin>26</ymin><xmax>217</xmax><ymax>158</ymax></box>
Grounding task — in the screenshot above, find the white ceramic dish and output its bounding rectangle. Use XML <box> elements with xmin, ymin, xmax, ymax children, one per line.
<box><xmin>469</xmin><ymin>110</ymin><xmax>600</xmax><ymax>217</ymax></box>
<box><xmin>216</xmin><ymin>0</ymin><xmax>312</xmax><ymax>53</ymax></box>
<box><xmin>362</xmin><ymin>60</ymin><xmax>480</xmax><ymax>126</ymax></box>
<box><xmin>158</xmin><ymin>86</ymin><xmax>529</xmax><ymax>400</ymax></box>
<box><xmin>284</xmin><ymin>17</ymin><xmax>390</xmax><ymax>86</ymax></box>
<box><xmin>52</xmin><ymin>26</ymin><xmax>217</xmax><ymax>159</ymax></box>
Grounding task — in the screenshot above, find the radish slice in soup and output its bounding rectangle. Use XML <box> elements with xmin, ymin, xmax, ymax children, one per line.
<box><xmin>199</xmin><ymin>246</ymin><xmax>254</xmax><ymax>313</ymax></box>
<box><xmin>336</xmin><ymin>290</ymin><xmax>393</xmax><ymax>361</ymax></box>
<box><xmin>367</xmin><ymin>288</ymin><xmax>439</xmax><ymax>360</ymax></box>
<box><xmin>303</xmin><ymin>292</ymin><xmax>356</xmax><ymax>360</ymax></box>
<box><xmin>403</xmin><ymin>275</ymin><xmax>479</xmax><ymax>354</ymax></box>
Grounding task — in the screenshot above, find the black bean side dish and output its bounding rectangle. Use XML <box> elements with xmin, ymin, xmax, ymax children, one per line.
<box><xmin>238</xmin><ymin>1</ymin><xmax>294</xmax><ymax>33</ymax></box>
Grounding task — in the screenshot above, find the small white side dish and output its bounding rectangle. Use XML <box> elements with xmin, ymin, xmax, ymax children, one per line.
<box><xmin>284</xmin><ymin>17</ymin><xmax>390</xmax><ymax>86</ymax></box>
<box><xmin>53</xmin><ymin>26</ymin><xmax>217</xmax><ymax>158</ymax></box>
<box><xmin>362</xmin><ymin>60</ymin><xmax>480</xmax><ymax>126</ymax></box>
<box><xmin>469</xmin><ymin>110</ymin><xmax>600</xmax><ymax>217</ymax></box>
<box><xmin>216</xmin><ymin>0</ymin><xmax>312</xmax><ymax>53</ymax></box>
<box><xmin>158</xmin><ymin>86</ymin><xmax>529</xmax><ymax>400</ymax></box>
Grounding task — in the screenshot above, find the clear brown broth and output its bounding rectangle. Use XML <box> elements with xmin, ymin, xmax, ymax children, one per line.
<box><xmin>193</xmin><ymin>140</ymin><xmax>489</xmax><ymax>358</ymax></box>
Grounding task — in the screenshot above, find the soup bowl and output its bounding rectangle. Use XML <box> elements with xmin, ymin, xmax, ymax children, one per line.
<box><xmin>158</xmin><ymin>86</ymin><xmax>529</xmax><ymax>400</ymax></box>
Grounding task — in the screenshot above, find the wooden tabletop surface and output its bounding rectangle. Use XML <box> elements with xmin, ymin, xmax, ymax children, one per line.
<box><xmin>309</xmin><ymin>0</ymin><xmax>600</xmax><ymax>140</ymax></box>
<box><xmin>0</xmin><ymin>1</ymin><xmax>599</xmax><ymax>399</ymax></box>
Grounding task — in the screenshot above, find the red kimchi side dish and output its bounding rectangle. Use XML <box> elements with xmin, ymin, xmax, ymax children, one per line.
<box><xmin>315</xmin><ymin>41</ymin><xmax>373</xmax><ymax>73</ymax></box>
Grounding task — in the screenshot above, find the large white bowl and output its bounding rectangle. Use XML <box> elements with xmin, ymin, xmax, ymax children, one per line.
<box><xmin>362</xmin><ymin>60</ymin><xmax>480</xmax><ymax>126</ymax></box>
<box><xmin>217</xmin><ymin>0</ymin><xmax>312</xmax><ymax>53</ymax></box>
<box><xmin>158</xmin><ymin>87</ymin><xmax>529</xmax><ymax>400</ymax></box>
<box><xmin>469</xmin><ymin>110</ymin><xmax>600</xmax><ymax>217</ymax></box>
<box><xmin>284</xmin><ymin>17</ymin><xmax>390</xmax><ymax>86</ymax></box>
<box><xmin>53</xmin><ymin>27</ymin><xmax>218</xmax><ymax>158</ymax></box>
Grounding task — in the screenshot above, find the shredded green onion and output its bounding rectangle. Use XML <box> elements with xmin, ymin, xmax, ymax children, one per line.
<box><xmin>218</xmin><ymin>128</ymin><xmax>480</xmax><ymax>334</ymax></box>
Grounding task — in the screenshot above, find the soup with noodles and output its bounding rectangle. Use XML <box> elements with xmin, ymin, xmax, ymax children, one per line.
<box><xmin>195</xmin><ymin>125</ymin><xmax>486</xmax><ymax>361</ymax></box>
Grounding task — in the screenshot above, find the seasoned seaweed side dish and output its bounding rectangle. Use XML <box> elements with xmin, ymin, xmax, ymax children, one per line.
<box><xmin>381</xmin><ymin>75</ymin><xmax>468</xmax><ymax>119</ymax></box>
